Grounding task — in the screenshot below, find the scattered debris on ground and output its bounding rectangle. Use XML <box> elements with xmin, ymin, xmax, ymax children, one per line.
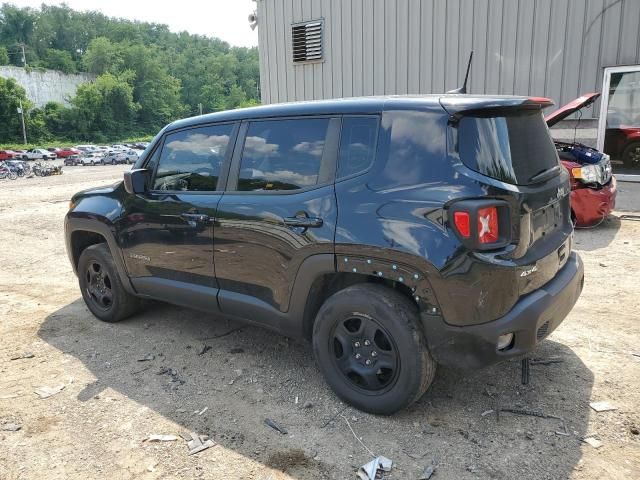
<box><xmin>198</xmin><ymin>345</ymin><xmax>212</xmax><ymax>355</ymax></box>
<box><xmin>418</xmin><ymin>464</ymin><xmax>436</xmax><ymax>480</ymax></box>
<box><xmin>157</xmin><ymin>366</ymin><xmax>185</xmax><ymax>385</ymax></box>
<box><xmin>196</xmin><ymin>406</ymin><xmax>208</xmax><ymax>416</ymax></box>
<box><xmin>589</xmin><ymin>401</ymin><xmax>617</xmax><ymax>412</ymax></box>
<box><xmin>1</xmin><ymin>423</ymin><xmax>22</xmax><ymax>432</ymax></box>
<box><xmin>357</xmin><ymin>456</ymin><xmax>392</xmax><ymax>480</ymax></box>
<box><xmin>144</xmin><ymin>434</ymin><xmax>179</xmax><ymax>442</ymax></box>
<box><xmin>186</xmin><ymin>432</ymin><xmax>216</xmax><ymax>455</ymax></box>
<box><xmin>264</xmin><ymin>418</ymin><xmax>288</xmax><ymax>435</ymax></box>
<box><xmin>137</xmin><ymin>353</ymin><xmax>155</xmax><ymax>362</ymax></box>
<box><xmin>34</xmin><ymin>384</ymin><xmax>65</xmax><ymax>399</ymax></box>
<box><xmin>583</xmin><ymin>437</ymin><xmax>603</xmax><ymax>449</ymax></box>
<box><xmin>10</xmin><ymin>352</ymin><xmax>35</xmax><ymax>360</ymax></box>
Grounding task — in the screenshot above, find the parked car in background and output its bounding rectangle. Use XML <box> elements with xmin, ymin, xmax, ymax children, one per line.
<box><xmin>545</xmin><ymin>93</ymin><xmax>616</xmax><ymax>227</ymax></box>
<box><xmin>603</xmin><ymin>111</ymin><xmax>640</xmax><ymax>168</ymax></box>
<box><xmin>66</xmin><ymin>95</ymin><xmax>584</xmax><ymax>414</ymax></box>
<box><xmin>79</xmin><ymin>153</ymin><xmax>104</xmax><ymax>166</ymax></box>
<box><xmin>0</xmin><ymin>150</ymin><xmax>16</xmax><ymax>160</ymax></box>
<box><xmin>75</xmin><ymin>145</ymin><xmax>98</xmax><ymax>153</ymax></box>
<box><xmin>110</xmin><ymin>144</ymin><xmax>127</xmax><ymax>152</ymax></box>
<box><xmin>57</xmin><ymin>147</ymin><xmax>81</xmax><ymax>158</ymax></box>
<box><xmin>101</xmin><ymin>152</ymin><xmax>128</xmax><ymax>165</ymax></box>
<box><xmin>64</xmin><ymin>154</ymin><xmax>82</xmax><ymax>166</ymax></box>
<box><xmin>22</xmin><ymin>148</ymin><xmax>56</xmax><ymax>160</ymax></box>
<box><xmin>124</xmin><ymin>149</ymin><xmax>139</xmax><ymax>164</ymax></box>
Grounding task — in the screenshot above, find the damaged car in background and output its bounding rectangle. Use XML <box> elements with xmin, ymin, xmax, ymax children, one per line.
<box><xmin>545</xmin><ymin>92</ymin><xmax>616</xmax><ymax>227</ymax></box>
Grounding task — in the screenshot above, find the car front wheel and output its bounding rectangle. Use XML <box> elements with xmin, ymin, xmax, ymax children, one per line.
<box><xmin>78</xmin><ymin>243</ymin><xmax>140</xmax><ymax>322</ymax></box>
<box><xmin>312</xmin><ymin>283</ymin><xmax>436</xmax><ymax>415</ymax></box>
<box><xmin>622</xmin><ymin>141</ymin><xmax>640</xmax><ymax>169</ymax></box>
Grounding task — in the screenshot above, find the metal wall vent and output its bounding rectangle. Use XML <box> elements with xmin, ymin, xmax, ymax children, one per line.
<box><xmin>292</xmin><ymin>20</ymin><xmax>323</xmax><ymax>63</ymax></box>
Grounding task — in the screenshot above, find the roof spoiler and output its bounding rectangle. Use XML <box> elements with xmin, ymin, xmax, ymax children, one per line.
<box><xmin>441</xmin><ymin>96</ymin><xmax>554</xmax><ymax>124</ymax></box>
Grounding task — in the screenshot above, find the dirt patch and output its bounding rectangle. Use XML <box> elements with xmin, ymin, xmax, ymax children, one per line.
<box><xmin>0</xmin><ymin>165</ymin><xmax>639</xmax><ymax>479</ymax></box>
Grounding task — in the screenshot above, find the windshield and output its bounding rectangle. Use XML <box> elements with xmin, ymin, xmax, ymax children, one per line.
<box><xmin>456</xmin><ymin>110</ymin><xmax>559</xmax><ymax>185</ymax></box>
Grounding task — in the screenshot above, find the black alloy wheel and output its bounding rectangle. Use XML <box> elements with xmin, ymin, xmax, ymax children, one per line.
<box><xmin>313</xmin><ymin>283</ymin><xmax>436</xmax><ymax>415</ymax></box>
<box><xmin>77</xmin><ymin>243</ymin><xmax>140</xmax><ymax>322</ymax></box>
<box><xmin>330</xmin><ymin>314</ymin><xmax>399</xmax><ymax>393</ymax></box>
<box><xmin>85</xmin><ymin>260</ymin><xmax>113</xmax><ymax>311</ymax></box>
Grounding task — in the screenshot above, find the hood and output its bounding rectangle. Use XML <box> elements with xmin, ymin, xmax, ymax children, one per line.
<box><xmin>544</xmin><ymin>92</ymin><xmax>600</xmax><ymax>127</ymax></box>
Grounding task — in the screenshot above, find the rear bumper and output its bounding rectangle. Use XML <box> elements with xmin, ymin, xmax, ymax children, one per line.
<box><xmin>572</xmin><ymin>177</ymin><xmax>616</xmax><ymax>227</ymax></box>
<box><xmin>422</xmin><ymin>252</ymin><xmax>584</xmax><ymax>369</ymax></box>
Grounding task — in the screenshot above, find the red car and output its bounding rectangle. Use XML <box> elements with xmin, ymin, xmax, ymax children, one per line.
<box><xmin>0</xmin><ymin>150</ymin><xmax>16</xmax><ymax>160</ymax></box>
<box><xmin>545</xmin><ymin>93</ymin><xmax>616</xmax><ymax>227</ymax></box>
<box><xmin>603</xmin><ymin>114</ymin><xmax>640</xmax><ymax>169</ymax></box>
<box><xmin>56</xmin><ymin>147</ymin><xmax>81</xmax><ymax>158</ymax></box>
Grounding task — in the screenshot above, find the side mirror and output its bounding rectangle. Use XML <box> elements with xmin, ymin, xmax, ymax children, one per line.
<box><xmin>123</xmin><ymin>169</ymin><xmax>148</xmax><ymax>194</ymax></box>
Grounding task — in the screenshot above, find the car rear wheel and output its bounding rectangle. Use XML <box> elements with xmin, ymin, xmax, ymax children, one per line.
<box><xmin>312</xmin><ymin>283</ymin><xmax>436</xmax><ymax>415</ymax></box>
<box><xmin>622</xmin><ymin>141</ymin><xmax>640</xmax><ymax>169</ymax></box>
<box><xmin>78</xmin><ymin>243</ymin><xmax>140</xmax><ymax>322</ymax></box>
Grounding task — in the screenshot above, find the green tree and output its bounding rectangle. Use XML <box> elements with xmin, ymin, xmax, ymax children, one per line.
<box><xmin>120</xmin><ymin>43</ymin><xmax>185</xmax><ymax>130</ymax></box>
<box><xmin>0</xmin><ymin>77</ymin><xmax>32</xmax><ymax>142</ymax></box>
<box><xmin>68</xmin><ymin>73</ymin><xmax>138</xmax><ymax>139</ymax></box>
<box><xmin>41</xmin><ymin>48</ymin><xmax>76</xmax><ymax>73</ymax></box>
<box><xmin>0</xmin><ymin>46</ymin><xmax>8</xmax><ymax>65</ymax></box>
<box><xmin>0</xmin><ymin>3</ymin><xmax>261</xmax><ymax>140</ymax></box>
<box><xmin>42</xmin><ymin>101</ymin><xmax>68</xmax><ymax>137</ymax></box>
<box><xmin>83</xmin><ymin>37</ymin><xmax>121</xmax><ymax>74</ymax></box>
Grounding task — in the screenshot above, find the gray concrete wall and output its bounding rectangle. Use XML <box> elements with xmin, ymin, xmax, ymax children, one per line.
<box><xmin>0</xmin><ymin>66</ymin><xmax>94</xmax><ymax>107</ymax></box>
<box><xmin>257</xmin><ymin>0</ymin><xmax>640</xmax><ymax>119</ymax></box>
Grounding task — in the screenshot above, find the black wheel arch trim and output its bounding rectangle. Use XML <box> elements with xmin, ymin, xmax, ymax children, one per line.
<box><xmin>65</xmin><ymin>215</ymin><xmax>137</xmax><ymax>295</ymax></box>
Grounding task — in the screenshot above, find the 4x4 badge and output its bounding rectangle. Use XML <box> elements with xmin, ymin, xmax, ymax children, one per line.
<box><xmin>129</xmin><ymin>252</ymin><xmax>150</xmax><ymax>262</ymax></box>
<box><xmin>520</xmin><ymin>265</ymin><xmax>538</xmax><ymax>277</ymax></box>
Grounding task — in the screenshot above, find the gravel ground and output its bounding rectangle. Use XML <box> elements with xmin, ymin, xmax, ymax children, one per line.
<box><xmin>0</xmin><ymin>164</ymin><xmax>639</xmax><ymax>479</ymax></box>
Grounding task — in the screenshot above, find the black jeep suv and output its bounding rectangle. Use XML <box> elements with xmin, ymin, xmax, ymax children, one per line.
<box><xmin>65</xmin><ymin>96</ymin><xmax>584</xmax><ymax>414</ymax></box>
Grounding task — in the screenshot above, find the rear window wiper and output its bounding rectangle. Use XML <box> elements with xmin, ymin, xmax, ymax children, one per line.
<box><xmin>529</xmin><ymin>165</ymin><xmax>560</xmax><ymax>184</ymax></box>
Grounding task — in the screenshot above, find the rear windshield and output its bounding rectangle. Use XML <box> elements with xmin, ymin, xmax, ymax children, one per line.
<box><xmin>456</xmin><ymin>110</ymin><xmax>559</xmax><ymax>185</ymax></box>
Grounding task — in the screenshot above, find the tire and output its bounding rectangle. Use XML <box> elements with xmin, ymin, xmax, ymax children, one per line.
<box><xmin>312</xmin><ymin>283</ymin><xmax>436</xmax><ymax>415</ymax></box>
<box><xmin>77</xmin><ymin>243</ymin><xmax>140</xmax><ymax>322</ymax></box>
<box><xmin>8</xmin><ymin>171</ymin><xmax>17</xmax><ymax>180</ymax></box>
<box><xmin>622</xmin><ymin>141</ymin><xmax>640</xmax><ymax>169</ymax></box>
<box><xmin>111</xmin><ymin>160</ymin><xmax>116</xmax><ymax>165</ymax></box>
<box><xmin>22</xmin><ymin>155</ymin><xmax>28</xmax><ymax>160</ymax></box>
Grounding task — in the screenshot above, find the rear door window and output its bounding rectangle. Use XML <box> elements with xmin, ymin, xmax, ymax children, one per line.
<box><xmin>337</xmin><ymin>116</ymin><xmax>379</xmax><ymax>178</ymax></box>
<box><xmin>456</xmin><ymin>110</ymin><xmax>559</xmax><ymax>185</ymax></box>
<box><xmin>153</xmin><ymin>124</ymin><xmax>234</xmax><ymax>191</ymax></box>
<box><xmin>237</xmin><ymin>118</ymin><xmax>330</xmax><ymax>191</ymax></box>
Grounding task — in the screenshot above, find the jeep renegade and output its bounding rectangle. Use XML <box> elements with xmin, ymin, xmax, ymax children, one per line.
<box><xmin>65</xmin><ymin>96</ymin><xmax>584</xmax><ymax>414</ymax></box>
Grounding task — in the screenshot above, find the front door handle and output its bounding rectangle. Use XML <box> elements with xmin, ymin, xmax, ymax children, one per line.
<box><xmin>284</xmin><ymin>215</ymin><xmax>323</xmax><ymax>228</ymax></box>
<box><xmin>180</xmin><ymin>213</ymin><xmax>210</xmax><ymax>223</ymax></box>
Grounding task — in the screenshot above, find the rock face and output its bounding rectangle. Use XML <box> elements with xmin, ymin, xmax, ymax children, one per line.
<box><xmin>0</xmin><ymin>66</ymin><xmax>95</xmax><ymax>107</ymax></box>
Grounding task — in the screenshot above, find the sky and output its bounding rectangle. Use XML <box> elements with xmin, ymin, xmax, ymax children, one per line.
<box><xmin>12</xmin><ymin>0</ymin><xmax>259</xmax><ymax>47</ymax></box>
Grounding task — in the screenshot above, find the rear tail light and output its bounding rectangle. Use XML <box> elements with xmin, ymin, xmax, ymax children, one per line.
<box><xmin>477</xmin><ymin>206</ymin><xmax>499</xmax><ymax>244</ymax></box>
<box><xmin>450</xmin><ymin>200</ymin><xmax>510</xmax><ymax>250</ymax></box>
<box><xmin>453</xmin><ymin>211</ymin><xmax>471</xmax><ymax>238</ymax></box>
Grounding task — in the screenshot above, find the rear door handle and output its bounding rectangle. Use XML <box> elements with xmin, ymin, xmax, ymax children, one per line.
<box><xmin>180</xmin><ymin>213</ymin><xmax>210</xmax><ymax>223</ymax></box>
<box><xmin>284</xmin><ymin>216</ymin><xmax>323</xmax><ymax>228</ymax></box>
